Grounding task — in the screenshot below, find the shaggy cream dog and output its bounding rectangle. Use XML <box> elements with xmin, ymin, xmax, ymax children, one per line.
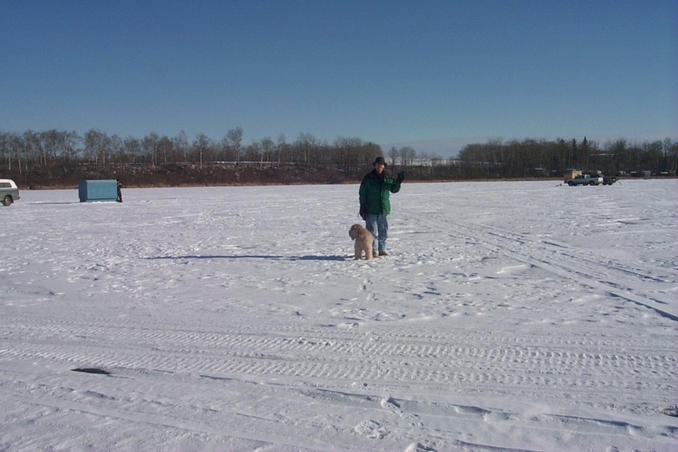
<box><xmin>349</xmin><ymin>224</ymin><xmax>374</xmax><ymax>260</ymax></box>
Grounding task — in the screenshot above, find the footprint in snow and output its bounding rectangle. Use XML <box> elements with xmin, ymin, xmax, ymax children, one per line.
<box><xmin>380</xmin><ymin>396</ymin><xmax>401</xmax><ymax>410</ymax></box>
<box><xmin>354</xmin><ymin>419</ymin><xmax>388</xmax><ymax>439</ymax></box>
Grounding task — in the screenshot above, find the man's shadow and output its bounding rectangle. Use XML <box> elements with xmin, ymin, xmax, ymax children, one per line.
<box><xmin>146</xmin><ymin>254</ymin><xmax>350</xmax><ymax>262</ymax></box>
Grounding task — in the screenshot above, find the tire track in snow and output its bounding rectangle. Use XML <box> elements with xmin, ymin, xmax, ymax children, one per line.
<box><xmin>2</xmin><ymin>317</ymin><xmax>675</xmax><ymax>402</ymax></box>
<box><xmin>425</xmin><ymin>215</ymin><xmax>678</xmax><ymax>321</ymax></box>
<box><xmin>4</xmin><ymin>312</ymin><xmax>669</xmax><ymax>350</ymax></box>
<box><xmin>0</xmin><ymin>385</ymin><xmax>348</xmax><ymax>452</ymax></box>
<box><xmin>5</xmin><ymin>317</ymin><xmax>674</xmax><ymax>368</ymax></box>
<box><xmin>3</xmin><ymin>356</ymin><xmax>676</xmax><ymax>451</ymax></box>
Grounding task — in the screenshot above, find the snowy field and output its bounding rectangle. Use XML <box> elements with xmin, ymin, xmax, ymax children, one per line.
<box><xmin>1</xmin><ymin>179</ymin><xmax>677</xmax><ymax>451</ymax></box>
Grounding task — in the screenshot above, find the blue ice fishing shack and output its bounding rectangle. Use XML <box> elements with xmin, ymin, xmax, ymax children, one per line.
<box><xmin>78</xmin><ymin>179</ymin><xmax>119</xmax><ymax>202</ymax></box>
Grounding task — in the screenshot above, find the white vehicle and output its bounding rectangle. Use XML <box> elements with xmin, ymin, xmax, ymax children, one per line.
<box><xmin>0</xmin><ymin>179</ymin><xmax>20</xmax><ymax>206</ymax></box>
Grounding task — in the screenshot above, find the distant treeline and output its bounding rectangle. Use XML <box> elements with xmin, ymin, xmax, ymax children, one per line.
<box><xmin>1</xmin><ymin>129</ymin><xmax>676</xmax><ymax>187</ymax></box>
<box><xmin>457</xmin><ymin>137</ymin><xmax>678</xmax><ymax>179</ymax></box>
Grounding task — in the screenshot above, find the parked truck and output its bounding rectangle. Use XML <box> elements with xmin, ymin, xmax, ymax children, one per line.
<box><xmin>566</xmin><ymin>174</ymin><xmax>603</xmax><ymax>186</ymax></box>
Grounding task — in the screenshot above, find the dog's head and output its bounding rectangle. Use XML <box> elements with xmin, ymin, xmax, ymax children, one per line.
<box><xmin>349</xmin><ymin>224</ymin><xmax>363</xmax><ymax>240</ymax></box>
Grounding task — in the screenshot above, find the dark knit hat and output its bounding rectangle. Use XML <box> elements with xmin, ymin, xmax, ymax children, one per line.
<box><xmin>373</xmin><ymin>156</ymin><xmax>387</xmax><ymax>167</ymax></box>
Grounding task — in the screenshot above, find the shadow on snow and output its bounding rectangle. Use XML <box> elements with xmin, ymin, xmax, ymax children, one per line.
<box><xmin>145</xmin><ymin>254</ymin><xmax>350</xmax><ymax>262</ymax></box>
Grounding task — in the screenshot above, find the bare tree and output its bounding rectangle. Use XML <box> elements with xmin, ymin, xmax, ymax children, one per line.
<box><xmin>124</xmin><ymin>136</ymin><xmax>141</xmax><ymax>163</ymax></box>
<box><xmin>10</xmin><ymin>133</ymin><xmax>24</xmax><ymax>174</ymax></box>
<box><xmin>277</xmin><ymin>134</ymin><xmax>286</xmax><ymax>164</ymax></box>
<box><xmin>193</xmin><ymin>133</ymin><xmax>211</xmax><ymax>169</ymax></box>
<box><xmin>227</xmin><ymin>127</ymin><xmax>243</xmax><ymax>165</ymax></box>
<box><xmin>58</xmin><ymin>130</ymin><xmax>80</xmax><ymax>162</ymax></box>
<box><xmin>158</xmin><ymin>136</ymin><xmax>172</xmax><ymax>165</ymax></box>
<box><xmin>84</xmin><ymin>129</ymin><xmax>110</xmax><ymax>167</ymax></box>
<box><xmin>260</xmin><ymin>137</ymin><xmax>274</xmax><ymax>165</ymax></box>
<box><xmin>243</xmin><ymin>141</ymin><xmax>261</xmax><ymax>162</ymax></box>
<box><xmin>41</xmin><ymin>129</ymin><xmax>60</xmax><ymax>164</ymax></box>
<box><xmin>399</xmin><ymin>146</ymin><xmax>416</xmax><ymax>167</ymax></box>
<box><xmin>388</xmin><ymin>146</ymin><xmax>398</xmax><ymax>166</ymax></box>
<box><xmin>23</xmin><ymin>130</ymin><xmax>44</xmax><ymax>166</ymax></box>
<box><xmin>0</xmin><ymin>132</ymin><xmax>18</xmax><ymax>171</ymax></box>
<box><xmin>142</xmin><ymin>133</ymin><xmax>159</xmax><ymax>167</ymax></box>
<box><xmin>173</xmin><ymin>131</ymin><xmax>189</xmax><ymax>162</ymax></box>
<box><xmin>110</xmin><ymin>134</ymin><xmax>124</xmax><ymax>162</ymax></box>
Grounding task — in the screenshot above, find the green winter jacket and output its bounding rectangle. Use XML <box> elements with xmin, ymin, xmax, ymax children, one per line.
<box><xmin>359</xmin><ymin>169</ymin><xmax>402</xmax><ymax>215</ymax></box>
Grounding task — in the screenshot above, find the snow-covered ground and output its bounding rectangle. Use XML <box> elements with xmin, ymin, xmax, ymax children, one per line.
<box><xmin>1</xmin><ymin>180</ymin><xmax>677</xmax><ymax>451</ymax></box>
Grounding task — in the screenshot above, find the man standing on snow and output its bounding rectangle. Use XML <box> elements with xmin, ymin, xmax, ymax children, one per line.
<box><xmin>359</xmin><ymin>156</ymin><xmax>404</xmax><ymax>257</ymax></box>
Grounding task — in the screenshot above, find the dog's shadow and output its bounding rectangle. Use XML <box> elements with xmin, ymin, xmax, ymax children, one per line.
<box><xmin>146</xmin><ymin>254</ymin><xmax>350</xmax><ymax>262</ymax></box>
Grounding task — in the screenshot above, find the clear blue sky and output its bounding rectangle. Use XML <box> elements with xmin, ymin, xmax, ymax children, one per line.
<box><xmin>1</xmin><ymin>0</ymin><xmax>676</xmax><ymax>156</ymax></box>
